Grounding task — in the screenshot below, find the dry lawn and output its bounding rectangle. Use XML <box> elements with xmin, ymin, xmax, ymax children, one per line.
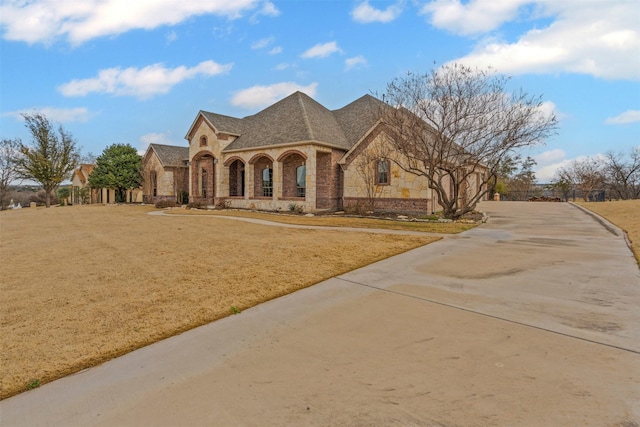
<box><xmin>167</xmin><ymin>208</ymin><xmax>477</xmax><ymax>234</ymax></box>
<box><xmin>0</xmin><ymin>205</ymin><xmax>441</xmax><ymax>399</ymax></box>
<box><xmin>576</xmin><ymin>199</ymin><xmax>640</xmax><ymax>266</ymax></box>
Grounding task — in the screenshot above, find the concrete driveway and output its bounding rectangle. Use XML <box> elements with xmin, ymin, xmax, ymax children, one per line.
<box><xmin>2</xmin><ymin>202</ymin><xmax>639</xmax><ymax>426</ymax></box>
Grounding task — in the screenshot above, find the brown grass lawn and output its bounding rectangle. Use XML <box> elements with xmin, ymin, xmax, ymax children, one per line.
<box><xmin>575</xmin><ymin>199</ymin><xmax>640</xmax><ymax>266</ymax></box>
<box><xmin>166</xmin><ymin>208</ymin><xmax>478</xmax><ymax>234</ymax></box>
<box><xmin>0</xmin><ymin>205</ymin><xmax>443</xmax><ymax>399</ymax></box>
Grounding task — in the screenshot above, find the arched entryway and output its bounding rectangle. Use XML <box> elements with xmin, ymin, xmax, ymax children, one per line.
<box><xmin>249</xmin><ymin>154</ymin><xmax>274</xmax><ymax>198</ymax></box>
<box><xmin>278</xmin><ymin>150</ymin><xmax>307</xmax><ymax>199</ymax></box>
<box><xmin>191</xmin><ymin>153</ymin><xmax>215</xmax><ymax>205</ymax></box>
<box><xmin>226</xmin><ymin>158</ymin><xmax>245</xmax><ymax>197</ymax></box>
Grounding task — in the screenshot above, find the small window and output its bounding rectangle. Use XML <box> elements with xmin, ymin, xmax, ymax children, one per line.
<box><xmin>200</xmin><ymin>136</ymin><xmax>207</xmax><ymax>147</ymax></box>
<box><xmin>262</xmin><ymin>168</ymin><xmax>273</xmax><ymax>197</ymax></box>
<box><xmin>296</xmin><ymin>165</ymin><xmax>306</xmax><ymax>198</ymax></box>
<box><xmin>377</xmin><ymin>160</ymin><xmax>390</xmax><ymax>185</ymax></box>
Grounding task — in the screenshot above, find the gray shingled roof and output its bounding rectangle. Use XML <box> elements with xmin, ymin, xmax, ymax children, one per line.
<box><xmin>200</xmin><ymin>112</ymin><xmax>243</xmax><ymax>135</ymax></box>
<box><xmin>150</xmin><ymin>144</ymin><xmax>189</xmax><ymax>167</ymax></box>
<box><xmin>198</xmin><ymin>92</ymin><xmax>389</xmax><ymax>153</ymax></box>
<box><xmin>333</xmin><ymin>94</ymin><xmax>389</xmax><ymax>147</ymax></box>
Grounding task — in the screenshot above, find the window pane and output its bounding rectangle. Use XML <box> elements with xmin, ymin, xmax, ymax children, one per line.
<box><xmin>262</xmin><ymin>167</ymin><xmax>273</xmax><ymax>197</ymax></box>
<box><xmin>377</xmin><ymin>160</ymin><xmax>389</xmax><ymax>184</ymax></box>
<box><xmin>296</xmin><ymin>165</ymin><xmax>306</xmax><ymax>187</ymax></box>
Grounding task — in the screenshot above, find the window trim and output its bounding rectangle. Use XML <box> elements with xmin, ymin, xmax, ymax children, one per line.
<box><xmin>262</xmin><ymin>167</ymin><xmax>273</xmax><ymax>197</ymax></box>
<box><xmin>376</xmin><ymin>159</ymin><xmax>390</xmax><ymax>186</ymax></box>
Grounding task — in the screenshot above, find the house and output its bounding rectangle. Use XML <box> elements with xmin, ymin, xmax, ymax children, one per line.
<box><xmin>142</xmin><ymin>143</ymin><xmax>189</xmax><ymax>204</ymax></box>
<box><xmin>184</xmin><ymin>91</ymin><xmax>484</xmax><ymax>213</ymax></box>
<box><xmin>72</xmin><ymin>163</ymin><xmax>144</xmax><ymax>204</ymax></box>
<box><xmin>70</xmin><ymin>164</ymin><xmax>99</xmax><ymax>204</ymax></box>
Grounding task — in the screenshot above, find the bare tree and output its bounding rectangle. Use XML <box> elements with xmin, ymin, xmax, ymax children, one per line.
<box><xmin>508</xmin><ymin>156</ymin><xmax>538</xmax><ymax>200</ymax></box>
<box><xmin>0</xmin><ymin>138</ymin><xmax>20</xmax><ymax>210</ymax></box>
<box><xmin>14</xmin><ymin>113</ymin><xmax>80</xmax><ymax>207</ymax></box>
<box><xmin>353</xmin><ymin>137</ymin><xmax>393</xmax><ymax>212</ymax></box>
<box><xmin>381</xmin><ymin>63</ymin><xmax>558</xmax><ymax>219</ymax></box>
<box><xmin>604</xmin><ymin>148</ymin><xmax>640</xmax><ymax>199</ymax></box>
<box><xmin>554</xmin><ymin>157</ymin><xmax>605</xmax><ymax>202</ymax></box>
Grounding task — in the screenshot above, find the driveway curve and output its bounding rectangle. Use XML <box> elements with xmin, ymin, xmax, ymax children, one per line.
<box><xmin>2</xmin><ymin>201</ymin><xmax>639</xmax><ymax>426</ymax></box>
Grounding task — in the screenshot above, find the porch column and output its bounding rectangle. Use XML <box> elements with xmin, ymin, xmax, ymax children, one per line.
<box><xmin>272</xmin><ymin>160</ymin><xmax>281</xmax><ymax>200</ymax></box>
<box><xmin>245</xmin><ymin>164</ymin><xmax>254</xmax><ymax>200</ymax></box>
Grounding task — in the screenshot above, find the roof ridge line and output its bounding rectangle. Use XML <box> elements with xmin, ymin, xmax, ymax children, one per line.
<box><xmin>297</xmin><ymin>93</ymin><xmax>314</xmax><ymax>140</ymax></box>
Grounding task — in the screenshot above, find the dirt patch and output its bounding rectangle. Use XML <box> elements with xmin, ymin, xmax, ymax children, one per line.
<box><xmin>0</xmin><ymin>204</ymin><xmax>438</xmax><ymax>399</ymax></box>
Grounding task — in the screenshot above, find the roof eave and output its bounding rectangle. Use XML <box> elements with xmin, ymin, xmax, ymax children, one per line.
<box><xmin>222</xmin><ymin>140</ymin><xmax>348</xmax><ymax>154</ymax></box>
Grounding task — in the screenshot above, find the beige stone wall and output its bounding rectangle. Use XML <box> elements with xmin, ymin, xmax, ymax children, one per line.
<box><xmin>188</xmin><ymin>119</ymin><xmax>238</xmax><ymax>202</ymax></box>
<box><xmin>220</xmin><ymin>145</ymin><xmax>320</xmax><ymax>212</ymax></box>
<box><xmin>342</xmin><ymin>132</ymin><xmax>434</xmax><ymax>202</ymax></box>
<box><xmin>143</xmin><ymin>152</ymin><xmax>179</xmax><ymax>199</ymax></box>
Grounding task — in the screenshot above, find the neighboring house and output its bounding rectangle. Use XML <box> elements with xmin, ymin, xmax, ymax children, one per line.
<box><xmin>70</xmin><ymin>164</ymin><xmax>99</xmax><ymax>204</ymax></box>
<box><xmin>184</xmin><ymin>91</ymin><xmax>485</xmax><ymax>213</ymax></box>
<box><xmin>142</xmin><ymin>143</ymin><xmax>189</xmax><ymax>204</ymax></box>
<box><xmin>72</xmin><ymin>163</ymin><xmax>143</xmax><ymax>204</ymax></box>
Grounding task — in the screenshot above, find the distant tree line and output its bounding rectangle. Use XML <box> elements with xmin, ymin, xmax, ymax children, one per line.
<box><xmin>1</xmin><ymin>113</ymin><xmax>143</xmax><ymax>209</ymax></box>
<box><xmin>552</xmin><ymin>147</ymin><xmax>640</xmax><ymax>201</ymax></box>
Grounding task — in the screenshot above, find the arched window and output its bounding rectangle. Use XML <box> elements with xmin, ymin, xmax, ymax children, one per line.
<box><xmin>201</xmin><ymin>168</ymin><xmax>208</xmax><ymax>197</ymax></box>
<box><xmin>296</xmin><ymin>165</ymin><xmax>306</xmax><ymax>197</ymax></box>
<box><xmin>200</xmin><ymin>136</ymin><xmax>207</xmax><ymax>147</ymax></box>
<box><xmin>262</xmin><ymin>167</ymin><xmax>273</xmax><ymax>197</ymax></box>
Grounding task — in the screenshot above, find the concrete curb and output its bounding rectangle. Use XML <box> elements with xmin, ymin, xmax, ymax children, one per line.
<box><xmin>568</xmin><ymin>202</ymin><xmax>633</xmax><ymax>250</ymax></box>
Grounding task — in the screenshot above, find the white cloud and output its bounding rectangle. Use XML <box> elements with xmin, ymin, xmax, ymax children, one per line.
<box><xmin>4</xmin><ymin>107</ymin><xmax>93</xmax><ymax>123</ymax></box>
<box><xmin>536</xmin><ymin>100</ymin><xmax>568</xmax><ymax>122</ymax></box>
<box><xmin>352</xmin><ymin>1</ymin><xmax>403</xmax><ymax>23</ymax></box>
<box><xmin>605</xmin><ymin>110</ymin><xmax>640</xmax><ymax>125</ymax></box>
<box><xmin>301</xmin><ymin>41</ymin><xmax>342</xmax><ymax>59</ymax></box>
<box><xmin>258</xmin><ymin>1</ymin><xmax>280</xmax><ymax>17</ymax></box>
<box><xmin>269</xmin><ymin>46</ymin><xmax>283</xmax><ymax>55</ymax></box>
<box><xmin>138</xmin><ymin>132</ymin><xmax>178</xmax><ymax>155</ymax></box>
<box><xmin>251</xmin><ymin>36</ymin><xmax>274</xmax><ymax>49</ymax></box>
<box><xmin>231</xmin><ymin>82</ymin><xmax>318</xmax><ymax>109</ymax></box>
<box><xmin>533</xmin><ymin>152</ymin><xmax>612</xmax><ymax>183</ymax></box>
<box><xmin>0</xmin><ymin>0</ymin><xmax>267</xmax><ymax>45</ymax></box>
<box><xmin>345</xmin><ymin>55</ymin><xmax>367</xmax><ymax>70</ymax></box>
<box><xmin>533</xmin><ymin>149</ymin><xmax>572</xmax><ymax>183</ymax></box>
<box><xmin>534</xmin><ymin>148</ymin><xmax>565</xmax><ymax>165</ymax></box>
<box><xmin>58</xmin><ymin>60</ymin><xmax>233</xmax><ymax>99</ymax></box>
<box><xmin>535</xmin><ymin>160</ymin><xmax>567</xmax><ymax>183</ymax></box>
<box><xmin>428</xmin><ymin>1</ymin><xmax>640</xmax><ymax>81</ymax></box>
<box><xmin>421</xmin><ymin>0</ymin><xmax>531</xmax><ymax>35</ymax></box>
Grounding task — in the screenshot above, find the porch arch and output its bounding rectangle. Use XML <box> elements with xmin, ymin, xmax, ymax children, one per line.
<box><xmin>251</xmin><ymin>155</ymin><xmax>274</xmax><ymax>198</ymax></box>
<box><xmin>191</xmin><ymin>152</ymin><xmax>216</xmax><ymax>204</ymax></box>
<box><xmin>277</xmin><ymin>150</ymin><xmax>307</xmax><ymax>162</ymax></box>
<box><xmin>280</xmin><ymin>152</ymin><xmax>307</xmax><ymax>198</ymax></box>
<box><xmin>248</xmin><ymin>153</ymin><xmax>274</xmax><ymax>164</ymax></box>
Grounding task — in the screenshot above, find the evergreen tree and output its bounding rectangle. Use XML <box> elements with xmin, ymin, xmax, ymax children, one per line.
<box><xmin>89</xmin><ymin>144</ymin><xmax>143</xmax><ymax>203</ymax></box>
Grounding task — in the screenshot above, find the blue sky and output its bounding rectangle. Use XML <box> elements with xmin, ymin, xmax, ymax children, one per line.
<box><xmin>1</xmin><ymin>0</ymin><xmax>638</xmax><ymax>183</ymax></box>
